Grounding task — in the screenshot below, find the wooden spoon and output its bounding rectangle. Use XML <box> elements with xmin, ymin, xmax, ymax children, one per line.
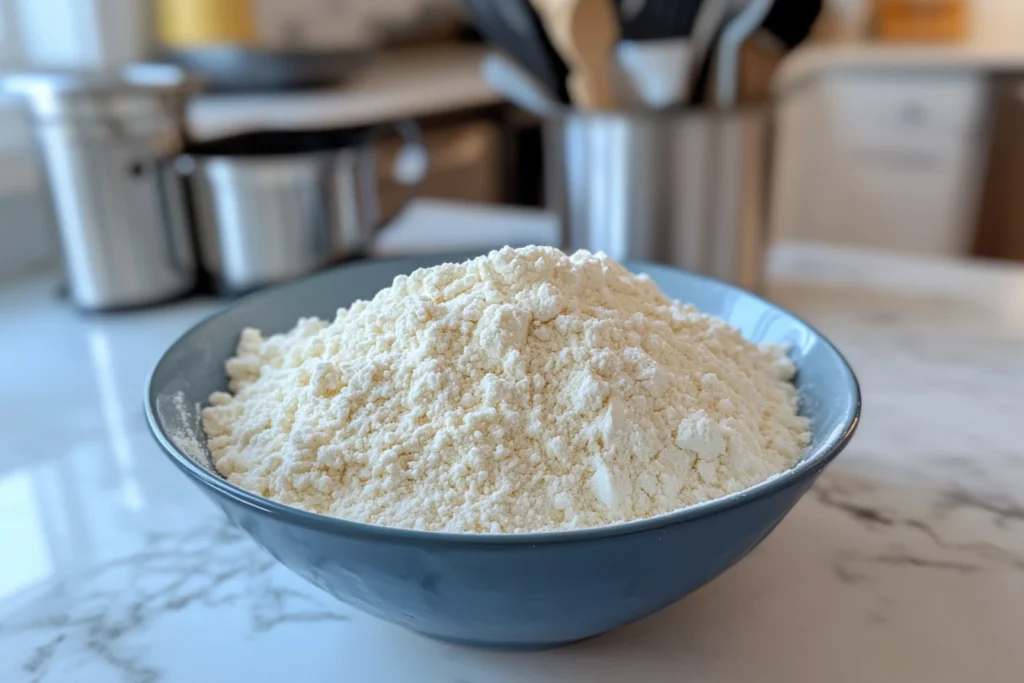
<box><xmin>531</xmin><ymin>0</ymin><xmax>620</xmax><ymax>110</ymax></box>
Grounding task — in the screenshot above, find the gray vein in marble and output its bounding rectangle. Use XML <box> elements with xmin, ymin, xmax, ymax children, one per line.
<box><xmin>23</xmin><ymin>635</ymin><xmax>66</xmax><ymax>683</ymax></box>
<box><xmin>832</xmin><ymin>549</ymin><xmax>983</xmax><ymax>587</ymax></box>
<box><xmin>903</xmin><ymin>519</ymin><xmax>1024</xmax><ymax>573</ymax></box>
<box><xmin>862</xmin><ymin>552</ymin><xmax>980</xmax><ymax>573</ymax></box>
<box><xmin>814</xmin><ymin>485</ymin><xmax>896</xmax><ymax>528</ymax></box>
<box><xmin>934</xmin><ymin>490</ymin><xmax>1024</xmax><ymax>527</ymax></box>
<box><xmin>250</xmin><ymin>584</ymin><xmax>351</xmax><ymax>634</ymax></box>
<box><xmin>0</xmin><ymin>521</ymin><xmax>350</xmax><ymax>683</ymax></box>
<box><xmin>815</xmin><ymin>472</ymin><xmax>1024</xmax><ymax>586</ymax></box>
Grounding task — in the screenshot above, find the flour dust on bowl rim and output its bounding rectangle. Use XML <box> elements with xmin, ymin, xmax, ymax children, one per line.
<box><xmin>145</xmin><ymin>251</ymin><xmax>861</xmax><ymax>649</ymax></box>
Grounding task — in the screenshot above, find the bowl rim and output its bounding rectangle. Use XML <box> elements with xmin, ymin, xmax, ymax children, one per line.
<box><xmin>144</xmin><ymin>255</ymin><xmax>861</xmax><ymax>546</ymax></box>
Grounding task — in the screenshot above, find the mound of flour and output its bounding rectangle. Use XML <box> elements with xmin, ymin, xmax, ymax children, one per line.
<box><xmin>202</xmin><ymin>246</ymin><xmax>810</xmax><ymax>533</ymax></box>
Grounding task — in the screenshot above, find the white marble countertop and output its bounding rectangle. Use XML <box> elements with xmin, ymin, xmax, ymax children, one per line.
<box><xmin>2</xmin><ymin>242</ymin><xmax>1024</xmax><ymax>683</ymax></box>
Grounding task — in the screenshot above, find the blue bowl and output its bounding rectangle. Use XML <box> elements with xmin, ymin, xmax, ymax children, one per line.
<box><xmin>145</xmin><ymin>253</ymin><xmax>860</xmax><ymax>649</ymax></box>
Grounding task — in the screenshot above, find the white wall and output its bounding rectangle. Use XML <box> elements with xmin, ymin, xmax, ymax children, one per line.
<box><xmin>0</xmin><ymin>0</ymin><xmax>154</xmax><ymax>278</ymax></box>
<box><xmin>0</xmin><ymin>0</ymin><xmax>154</xmax><ymax>198</ymax></box>
<box><xmin>973</xmin><ymin>0</ymin><xmax>1024</xmax><ymax>44</ymax></box>
<box><xmin>823</xmin><ymin>0</ymin><xmax>1024</xmax><ymax>42</ymax></box>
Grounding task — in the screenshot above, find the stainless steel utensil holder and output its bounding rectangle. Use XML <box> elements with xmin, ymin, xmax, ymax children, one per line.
<box><xmin>545</xmin><ymin>107</ymin><xmax>769</xmax><ymax>291</ymax></box>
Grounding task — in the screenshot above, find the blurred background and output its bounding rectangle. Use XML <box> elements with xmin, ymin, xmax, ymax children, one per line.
<box><xmin>2</xmin><ymin>3</ymin><xmax>1024</xmax><ymax>663</ymax></box>
<box><xmin>0</xmin><ymin>0</ymin><xmax>1022</xmax><ymax>306</ymax></box>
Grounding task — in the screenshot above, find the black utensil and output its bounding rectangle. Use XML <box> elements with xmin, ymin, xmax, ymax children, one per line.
<box><xmin>762</xmin><ymin>0</ymin><xmax>822</xmax><ymax>49</ymax></box>
<box><xmin>616</xmin><ymin>0</ymin><xmax>703</xmax><ymax>41</ymax></box>
<box><xmin>692</xmin><ymin>0</ymin><xmax>818</xmax><ymax>106</ymax></box>
<box><xmin>688</xmin><ymin>0</ymin><xmax>822</xmax><ymax>105</ymax></box>
<box><xmin>689</xmin><ymin>9</ymin><xmax>728</xmax><ymax>105</ymax></box>
<box><xmin>687</xmin><ymin>0</ymin><xmax>733</xmax><ymax>105</ymax></box>
<box><xmin>463</xmin><ymin>0</ymin><xmax>571</xmax><ymax>103</ymax></box>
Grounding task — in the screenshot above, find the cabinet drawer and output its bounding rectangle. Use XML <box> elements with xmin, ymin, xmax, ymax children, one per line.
<box><xmin>827</xmin><ymin>74</ymin><xmax>985</xmax><ymax>150</ymax></box>
<box><xmin>771</xmin><ymin>72</ymin><xmax>986</xmax><ymax>256</ymax></box>
<box><xmin>826</xmin><ymin>161</ymin><xmax>977</xmax><ymax>255</ymax></box>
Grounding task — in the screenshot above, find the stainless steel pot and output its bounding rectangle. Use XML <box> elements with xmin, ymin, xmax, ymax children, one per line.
<box><xmin>182</xmin><ymin>124</ymin><xmax>427</xmax><ymax>295</ymax></box>
<box><xmin>545</xmin><ymin>107</ymin><xmax>769</xmax><ymax>292</ymax></box>
<box><xmin>3</xmin><ymin>65</ymin><xmax>199</xmax><ymax>311</ymax></box>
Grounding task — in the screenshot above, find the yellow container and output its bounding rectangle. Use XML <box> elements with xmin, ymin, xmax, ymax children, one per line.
<box><xmin>156</xmin><ymin>0</ymin><xmax>259</xmax><ymax>48</ymax></box>
<box><xmin>874</xmin><ymin>0</ymin><xmax>969</xmax><ymax>43</ymax></box>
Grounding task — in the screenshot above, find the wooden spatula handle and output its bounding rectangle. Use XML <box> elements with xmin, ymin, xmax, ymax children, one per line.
<box><xmin>531</xmin><ymin>0</ymin><xmax>620</xmax><ymax>110</ymax></box>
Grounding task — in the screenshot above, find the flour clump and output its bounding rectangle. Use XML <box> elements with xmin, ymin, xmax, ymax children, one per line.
<box><xmin>202</xmin><ymin>246</ymin><xmax>810</xmax><ymax>533</ymax></box>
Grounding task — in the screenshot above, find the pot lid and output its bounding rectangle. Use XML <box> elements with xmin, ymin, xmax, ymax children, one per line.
<box><xmin>2</xmin><ymin>64</ymin><xmax>201</xmax><ymax>121</ymax></box>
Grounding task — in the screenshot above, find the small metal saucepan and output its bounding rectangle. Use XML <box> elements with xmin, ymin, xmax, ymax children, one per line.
<box><xmin>179</xmin><ymin>122</ymin><xmax>428</xmax><ymax>296</ymax></box>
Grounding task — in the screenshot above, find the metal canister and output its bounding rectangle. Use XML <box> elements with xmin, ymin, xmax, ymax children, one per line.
<box><xmin>4</xmin><ymin>65</ymin><xmax>198</xmax><ymax>310</ymax></box>
<box><xmin>545</xmin><ymin>107</ymin><xmax>769</xmax><ymax>292</ymax></box>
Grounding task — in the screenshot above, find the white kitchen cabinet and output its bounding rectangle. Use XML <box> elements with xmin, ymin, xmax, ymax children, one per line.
<box><xmin>771</xmin><ymin>70</ymin><xmax>990</xmax><ymax>256</ymax></box>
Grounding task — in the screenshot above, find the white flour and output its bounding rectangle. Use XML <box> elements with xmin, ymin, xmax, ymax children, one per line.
<box><xmin>202</xmin><ymin>247</ymin><xmax>810</xmax><ymax>533</ymax></box>
<box><xmin>160</xmin><ymin>391</ymin><xmax>211</xmax><ymax>469</ymax></box>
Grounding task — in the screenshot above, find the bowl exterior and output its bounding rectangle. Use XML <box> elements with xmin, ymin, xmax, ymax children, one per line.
<box><xmin>182</xmin><ymin>464</ymin><xmax>819</xmax><ymax>647</ymax></box>
<box><xmin>146</xmin><ymin>252</ymin><xmax>859</xmax><ymax>649</ymax></box>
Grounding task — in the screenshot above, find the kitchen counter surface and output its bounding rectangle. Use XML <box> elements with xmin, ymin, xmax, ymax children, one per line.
<box><xmin>187</xmin><ymin>44</ymin><xmax>500</xmax><ymax>142</ymax></box>
<box><xmin>776</xmin><ymin>36</ymin><xmax>1024</xmax><ymax>95</ymax></box>
<box><xmin>2</xmin><ymin>241</ymin><xmax>1024</xmax><ymax>683</ymax></box>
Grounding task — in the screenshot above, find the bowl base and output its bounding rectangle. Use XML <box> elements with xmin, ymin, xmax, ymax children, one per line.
<box><xmin>420</xmin><ymin>631</ymin><xmax>602</xmax><ymax>651</ymax></box>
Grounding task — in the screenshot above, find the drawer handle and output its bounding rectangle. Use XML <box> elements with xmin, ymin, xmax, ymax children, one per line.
<box><xmin>900</xmin><ymin>103</ymin><xmax>927</xmax><ymax>126</ymax></box>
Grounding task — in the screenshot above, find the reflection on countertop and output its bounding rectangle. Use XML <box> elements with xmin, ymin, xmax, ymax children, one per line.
<box><xmin>1</xmin><ymin>242</ymin><xmax>1023</xmax><ymax>683</ymax></box>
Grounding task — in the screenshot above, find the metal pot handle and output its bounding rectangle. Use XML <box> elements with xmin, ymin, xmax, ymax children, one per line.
<box><xmin>375</xmin><ymin>118</ymin><xmax>429</xmax><ymax>225</ymax></box>
<box><xmin>153</xmin><ymin>158</ymin><xmax>195</xmax><ymax>276</ymax></box>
